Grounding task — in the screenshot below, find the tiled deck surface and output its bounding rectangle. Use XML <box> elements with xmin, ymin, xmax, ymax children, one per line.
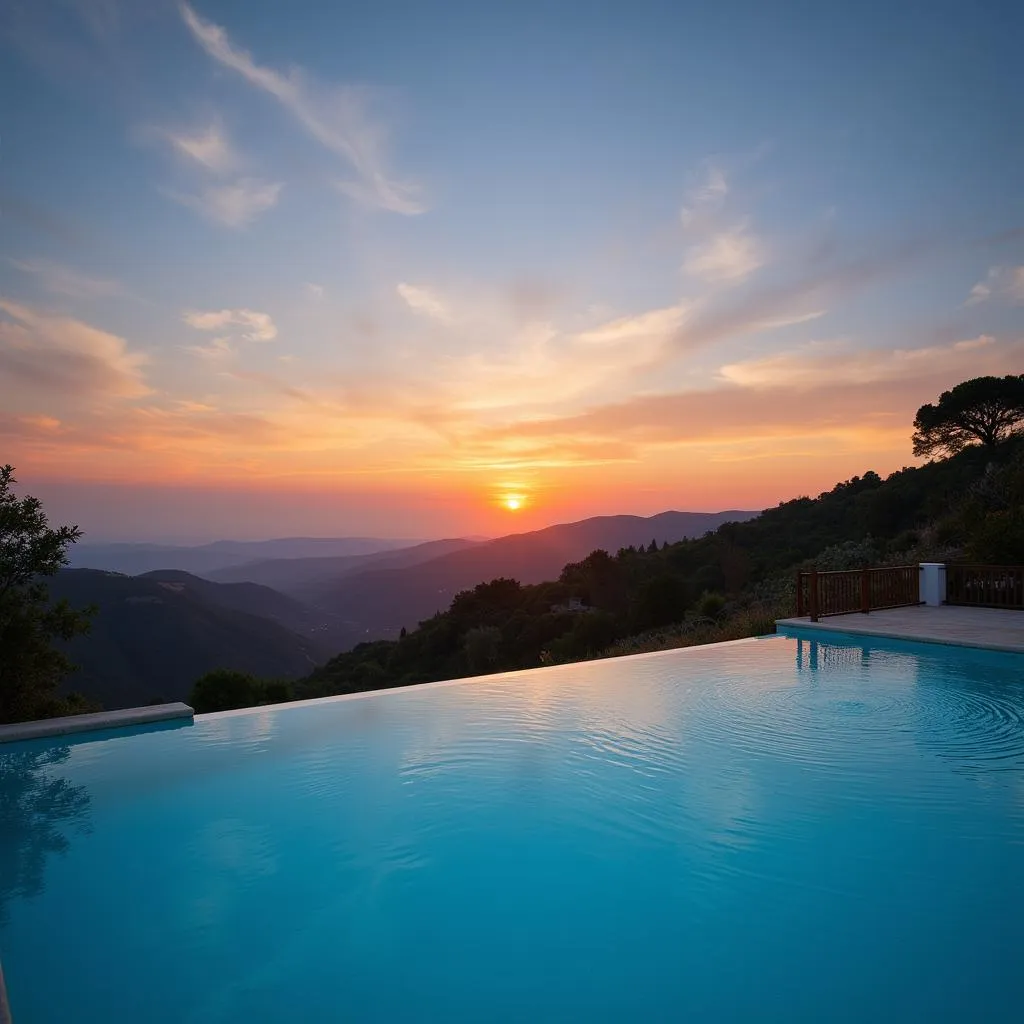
<box><xmin>777</xmin><ymin>605</ymin><xmax>1024</xmax><ymax>654</ymax></box>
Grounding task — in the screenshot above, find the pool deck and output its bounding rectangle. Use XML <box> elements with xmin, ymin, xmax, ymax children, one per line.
<box><xmin>776</xmin><ymin>605</ymin><xmax>1024</xmax><ymax>654</ymax></box>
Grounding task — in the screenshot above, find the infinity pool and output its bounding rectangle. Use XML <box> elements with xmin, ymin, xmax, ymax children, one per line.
<box><xmin>2</xmin><ymin>631</ymin><xmax>1023</xmax><ymax>1022</ymax></box>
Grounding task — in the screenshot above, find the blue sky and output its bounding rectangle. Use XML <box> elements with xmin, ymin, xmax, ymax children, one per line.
<box><xmin>1</xmin><ymin>0</ymin><xmax>1022</xmax><ymax>541</ymax></box>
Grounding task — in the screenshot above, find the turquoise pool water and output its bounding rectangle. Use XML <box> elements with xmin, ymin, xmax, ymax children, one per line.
<box><xmin>2</xmin><ymin>631</ymin><xmax>1023</xmax><ymax>1022</ymax></box>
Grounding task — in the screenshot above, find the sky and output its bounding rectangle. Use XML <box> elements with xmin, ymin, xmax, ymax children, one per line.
<box><xmin>1</xmin><ymin>0</ymin><xmax>1022</xmax><ymax>543</ymax></box>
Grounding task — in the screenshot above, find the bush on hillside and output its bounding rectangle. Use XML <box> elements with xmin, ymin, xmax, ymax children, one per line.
<box><xmin>696</xmin><ymin>591</ymin><xmax>727</xmax><ymax>621</ymax></box>
<box><xmin>189</xmin><ymin>669</ymin><xmax>292</xmax><ymax>713</ymax></box>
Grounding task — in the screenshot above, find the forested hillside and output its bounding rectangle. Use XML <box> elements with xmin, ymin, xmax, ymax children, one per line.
<box><xmin>49</xmin><ymin>570</ymin><xmax>329</xmax><ymax>709</ymax></box>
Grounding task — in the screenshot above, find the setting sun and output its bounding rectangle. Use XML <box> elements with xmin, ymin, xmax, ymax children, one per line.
<box><xmin>504</xmin><ymin>497</ymin><xmax>523</xmax><ymax>511</ymax></box>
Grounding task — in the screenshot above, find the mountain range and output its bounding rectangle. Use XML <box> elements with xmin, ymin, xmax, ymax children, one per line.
<box><xmin>50</xmin><ymin>569</ymin><xmax>333</xmax><ymax>710</ymax></box>
<box><xmin>67</xmin><ymin>535</ymin><xmax>419</xmax><ymax>577</ymax></box>
<box><xmin>289</xmin><ymin>510</ymin><xmax>758</xmax><ymax>638</ymax></box>
<box><xmin>206</xmin><ymin>537</ymin><xmax>482</xmax><ymax>591</ymax></box>
<box><xmin>53</xmin><ymin>508</ymin><xmax>758</xmax><ymax>709</ymax></box>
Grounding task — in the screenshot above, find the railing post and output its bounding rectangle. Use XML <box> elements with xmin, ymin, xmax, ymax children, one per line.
<box><xmin>796</xmin><ymin>572</ymin><xmax>804</xmax><ymax>617</ymax></box>
<box><xmin>809</xmin><ymin>567</ymin><xmax>819</xmax><ymax>622</ymax></box>
<box><xmin>919</xmin><ymin>563</ymin><xmax>945</xmax><ymax>606</ymax></box>
<box><xmin>860</xmin><ymin>567</ymin><xmax>870</xmax><ymax>614</ymax></box>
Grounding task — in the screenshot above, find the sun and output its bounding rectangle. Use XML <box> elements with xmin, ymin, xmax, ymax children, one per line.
<box><xmin>494</xmin><ymin>487</ymin><xmax>530</xmax><ymax>513</ymax></box>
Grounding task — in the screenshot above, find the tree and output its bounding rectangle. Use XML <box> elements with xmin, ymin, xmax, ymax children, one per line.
<box><xmin>463</xmin><ymin>625</ymin><xmax>502</xmax><ymax>674</ymax></box>
<box><xmin>632</xmin><ymin>574</ymin><xmax>688</xmax><ymax>632</ymax></box>
<box><xmin>0</xmin><ymin>744</ymin><xmax>91</xmax><ymax>925</ymax></box>
<box><xmin>0</xmin><ymin>465</ymin><xmax>94</xmax><ymax>724</ymax></box>
<box><xmin>912</xmin><ymin>375</ymin><xmax>1024</xmax><ymax>459</ymax></box>
<box><xmin>189</xmin><ymin>668</ymin><xmax>263</xmax><ymax>713</ymax></box>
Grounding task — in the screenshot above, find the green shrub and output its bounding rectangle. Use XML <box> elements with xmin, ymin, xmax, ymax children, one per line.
<box><xmin>189</xmin><ymin>669</ymin><xmax>263</xmax><ymax>713</ymax></box>
<box><xmin>967</xmin><ymin>510</ymin><xmax>1024</xmax><ymax>564</ymax></box>
<box><xmin>696</xmin><ymin>591</ymin><xmax>726</xmax><ymax>621</ymax></box>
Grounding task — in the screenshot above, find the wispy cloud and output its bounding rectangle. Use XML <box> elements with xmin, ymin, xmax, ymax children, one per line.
<box><xmin>719</xmin><ymin>336</ymin><xmax>999</xmax><ymax>389</ymax></box>
<box><xmin>161</xmin><ymin>121</ymin><xmax>237</xmax><ymax>174</ymax></box>
<box><xmin>576</xmin><ymin>304</ymin><xmax>688</xmax><ymax>346</ymax></box>
<box><xmin>145</xmin><ymin>117</ymin><xmax>281</xmax><ymax>228</ymax></box>
<box><xmin>467</xmin><ymin>335</ymin><xmax>1024</xmax><ymax>459</ymax></box>
<box><xmin>396</xmin><ymin>283</ymin><xmax>452</xmax><ymax>323</ymax></box>
<box><xmin>0</xmin><ymin>413</ymin><xmax>67</xmax><ymax>443</ymax></box>
<box><xmin>966</xmin><ymin>265</ymin><xmax>1024</xmax><ymax>306</ymax></box>
<box><xmin>684</xmin><ymin>224</ymin><xmax>764</xmax><ymax>283</ymax></box>
<box><xmin>678</xmin><ymin>162</ymin><xmax>763</xmax><ymax>285</ymax></box>
<box><xmin>184</xmin><ymin>307</ymin><xmax>277</xmax><ymax>341</ymax></box>
<box><xmin>0</xmin><ymin>298</ymin><xmax>150</xmax><ymax>398</ymax></box>
<box><xmin>226</xmin><ymin>369</ymin><xmax>316</xmax><ymax>405</ymax></box>
<box><xmin>0</xmin><ymin>191</ymin><xmax>86</xmax><ymax>245</ymax></box>
<box><xmin>304</xmin><ymin>282</ymin><xmax>325</xmax><ymax>298</ymax></box>
<box><xmin>183</xmin><ymin>307</ymin><xmax>277</xmax><ymax>360</ymax></box>
<box><xmin>8</xmin><ymin>258</ymin><xmax>124</xmax><ymax>299</ymax></box>
<box><xmin>186</xmin><ymin>336</ymin><xmax>235</xmax><ymax>361</ymax></box>
<box><xmin>165</xmin><ymin>178</ymin><xmax>282</xmax><ymax>228</ymax></box>
<box><xmin>680</xmin><ymin>163</ymin><xmax>728</xmax><ymax>228</ymax></box>
<box><xmin>670</xmin><ymin>239</ymin><xmax>929</xmax><ymax>355</ymax></box>
<box><xmin>180</xmin><ymin>3</ymin><xmax>425</xmax><ymax>215</ymax></box>
<box><xmin>439</xmin><ymin>304</ymin><xmax>687</xmax><ymax>413</ymax></box>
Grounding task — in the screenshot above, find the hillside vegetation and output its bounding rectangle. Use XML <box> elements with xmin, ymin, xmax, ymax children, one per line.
<box><xmin>193</xmin><ymin>436</ymin><xmax>1024</xmax><ymax>712</ymax></box>
<box><xmin>49</xmin><ymin>570</ymin><xmax>329</xmax><ymax>709</ymax></box>
<box><xmin>285</xmin><ymin>509</ymin><xmax>758</xmax><ymax>638</ymax></box>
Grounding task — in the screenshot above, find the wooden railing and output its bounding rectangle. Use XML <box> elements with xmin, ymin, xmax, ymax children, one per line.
<box><xmin>945</xmin><ymin>564</ymin><xmax>1024</xmax><ymax>609</ymax></box>
<box><xmin>796</xmin><ymin>565</ymin><xmax>921</xmax><ymax>622</ymax></box>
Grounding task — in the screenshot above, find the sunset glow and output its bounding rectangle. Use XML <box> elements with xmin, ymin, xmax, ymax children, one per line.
<box><xmin>1</xmin><ymin>2</ymin><xmax>1021</xmax><ymax>542</ymax></box>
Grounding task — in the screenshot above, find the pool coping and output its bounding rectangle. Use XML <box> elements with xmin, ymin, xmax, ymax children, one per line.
<box><xmin>0</xmin><ymin>702</ymin><xmax>193</xmax><ymax>745</ymax></box>
<box><xmin>775</xmin><ymin>617</ymin><xmax>1024</xmax><ymax>655</ymax></box>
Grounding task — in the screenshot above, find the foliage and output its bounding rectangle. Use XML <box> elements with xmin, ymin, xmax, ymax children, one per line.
<box><xmin>958</xmin><ymin>449</ymin><xmax>1024</xmax><ymax>563</ymax></box>
<box><xmin>0</xmin><ymin>745</ymin><xmax>91</xmax><ymax>924</ymax></box>
<box><xmin>46</xmin><ymin>568</ymin><xmax>323</xmax><ymax>711</ymax></box>
<box><xmin>966</xmin><ymin>510</ymin><xmax>1024</xmax><ymax>564</ymax></box>
<box><xmin>912</xmin><ymin>375</ymin><xmax>1024</xmax><ymax>459</ymax></box>
<box><xmin>463</xmin><ymin>626</ymin><xmax>502</xmax><ymax>674</ymax></box>
<box><xmin>600</xmin><ymin>600</ymin><xmax>789</xmax><ymax>659</ymax></box>
<box><xmin>695</xmin><ymin>591</ymin><xmax>726</xmax><ymax>621</ymax></box>
<box><xmin>632</xmin><ymin>574</ymin><xmax>689</xmax><ymax>631</ymax></box>
<box><xmin>811</xmin><ymin>538</ymin><xmax>882</xmax><ymax>571</ymax></box>
<box><xmin>0</xmin><ymin>465</ymin><xmax>96</xmax><ymax>723</ymax></box>
<box><xmin>189</xmin><ymin>668</ymin><xmax>293</xmax><ymax>713</ymax></box>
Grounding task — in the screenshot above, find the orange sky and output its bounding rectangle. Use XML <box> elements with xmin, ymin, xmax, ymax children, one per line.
<box><xmin>2</xmin><ymin>4</ymin><xmax>1022</xmax><ymax>542</ymax></box>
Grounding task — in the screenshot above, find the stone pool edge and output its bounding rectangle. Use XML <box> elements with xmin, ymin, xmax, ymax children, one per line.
<box><xmin>775</xmin><ymin>618</ymin><xmax>1024</xmax><ymax>655</ymax></box>
<box><xmin>0</xmin><ymin>703</ymin><xmax>193</xmax><ymax>745</ymax></box>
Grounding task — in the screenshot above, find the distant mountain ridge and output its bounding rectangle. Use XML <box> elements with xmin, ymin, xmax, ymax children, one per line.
<box><xmin>49</xmin><ymin>569</ymin><xmax>334</xmax><ymax>710</ymax></box>
<box><xmin>293</xmin><ymin>509</ymin><xmax>759</xmax><ymax>638</ymax></box>
<box><xmin>68</xmin><ymin>536</ymin><xmax>419</xmax><ymax>577</ymax></box>
<box><xmin>207</xmin><ymin>537</ymin><xmax>481</xmax><ymax>590</ymax></box>
<box><xmin>137</xmin><ymin>569</ymin><xmax>354</xmax><ymax>648</ymax></box>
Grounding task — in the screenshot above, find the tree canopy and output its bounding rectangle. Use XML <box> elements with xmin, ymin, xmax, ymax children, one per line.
<box><xmin>0</xmin><ymin>465</ymin><xmax>95</xmax><ymax>723</ymax></box>
<box><xmin>912</xmin><ymin>375</ymin><xmax>1024</xmax><ymax>459</ymax></box>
